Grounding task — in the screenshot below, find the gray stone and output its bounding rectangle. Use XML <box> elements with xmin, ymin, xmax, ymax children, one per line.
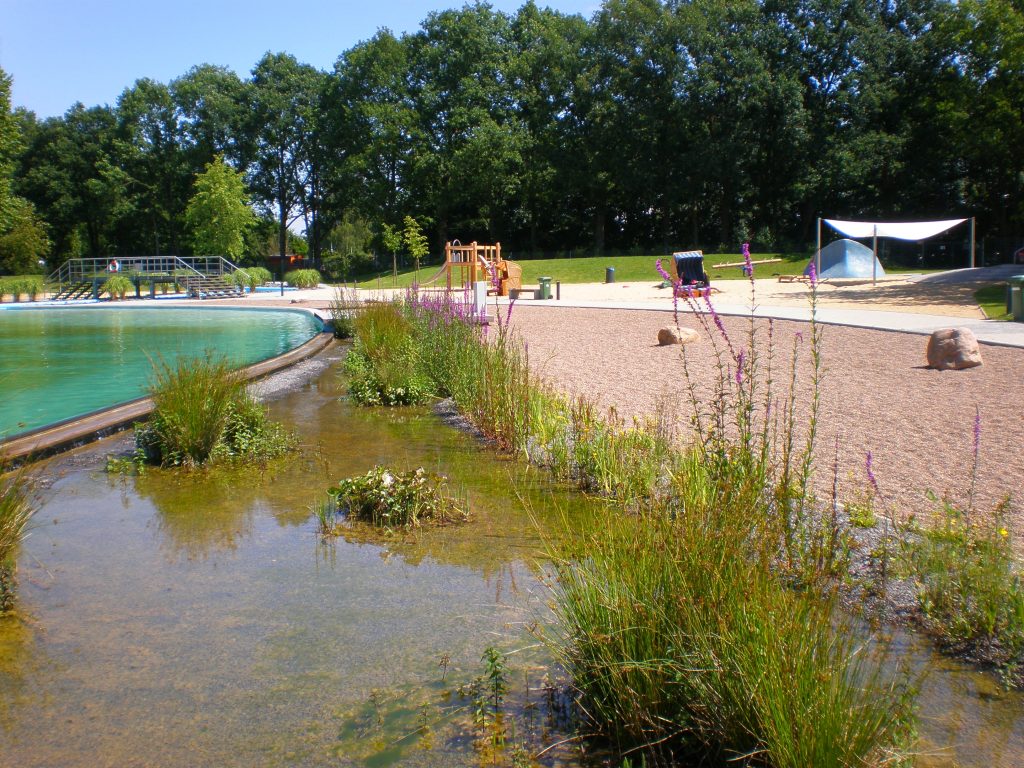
<box><xmin>926</xmin><ymin>327</ymin><xmax>982</xmax><ymax>370</ymax></box>
<box><xmin>658</xmin><ymin>326</ymin><xmax>699</xmax><ymax>346</ymax></box>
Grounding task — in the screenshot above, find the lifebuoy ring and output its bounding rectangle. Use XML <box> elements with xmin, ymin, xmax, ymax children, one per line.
<box><xmin>107</xmin><ymin>260</ymin><xmax>120</xmax><ymax>272</ymax></box>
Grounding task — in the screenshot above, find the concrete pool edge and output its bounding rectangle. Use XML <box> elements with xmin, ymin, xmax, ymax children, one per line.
<box><xmin>0</xmin><ymin>329</ymin><xmax>336</xmax><ymax>464</ymax></box>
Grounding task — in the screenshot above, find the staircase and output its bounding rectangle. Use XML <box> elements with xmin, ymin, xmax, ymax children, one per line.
<box><xmin>52</xmin><ymin>281</ymin><xmax>94</xmax><ymax>301</ymax></box>
<box><xmin>184</xmin><ymin>276</ymin><xmax>244</xmax><ymax>300</ymax></box>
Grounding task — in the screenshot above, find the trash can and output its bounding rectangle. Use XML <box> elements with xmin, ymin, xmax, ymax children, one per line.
<box><xmin>538</xmin><ymin>276</ymin><xmax>552</xmax><ymax>300</ymax></box>
<box><xmin>605</xmin><ymin>267</ymin><xmax>615</xmax><ymax>283</ymax></box>
<box><xmin>1010</xmin><ymin>276</ymin><xmax>1024</xmax><ymax>321</ymax></box>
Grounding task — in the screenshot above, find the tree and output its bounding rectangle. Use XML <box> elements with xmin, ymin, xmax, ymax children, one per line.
<box><xmin>402</xmin><ymin>215</ymin><xmax>429</xmax><ymax>275</ymax></box>
<box><xmin>185</xmin><ymin>155</ymin><xmax>255</xmax><ymax>258</ymax></box>
<box><xmin>0</xmin><ymin>67</ymin><xmax>50</xmax><ymax>273</ymax></box>
<box><xmin>381</xmin><ymin>221</ymin><xmax>402</xmax><ymax>282</ymax></box>
<box><xmin>244</xmin><ymin>53</ymin><xmax>322</xmax><ymax>272</ymax></box>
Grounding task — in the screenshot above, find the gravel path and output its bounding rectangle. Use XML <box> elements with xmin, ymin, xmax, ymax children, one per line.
<box><xmin>511</xmin><ymin>305</ymin><xmax>1024</xmax><ymax>526</ymax></box>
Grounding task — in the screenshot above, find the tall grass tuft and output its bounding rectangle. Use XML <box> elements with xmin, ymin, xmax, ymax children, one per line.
<box><xmin>285</xmin><ymin>268</ymin><xmax>322</xmax><ymax>289</ymax></box>
<box><xmin>344</xmin><ymin>301</ymin><xmax>430</xmax><ymax>405</ymax></box>
<box><xmin>136</xmin><ymin>356</ymin><xmax>294</xmax><ymax>467</ymax></box>
<box><xmin>328</xmin><ymin>285</ymin><xmax>358</xmax><ymax>339</ymax></box>
<box><xmin>0</xmin><ymin>463</ymin><xmax>35</xmax><ymax>613</ymax></box>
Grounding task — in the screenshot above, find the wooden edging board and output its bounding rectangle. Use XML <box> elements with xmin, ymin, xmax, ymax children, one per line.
<box><xmin>0</xmin><ymin>330</ymin><xmax>335</xmax><ymax>465</ymax></box>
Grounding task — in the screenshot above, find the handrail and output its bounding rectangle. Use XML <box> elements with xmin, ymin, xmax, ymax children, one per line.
<box><xmin>47</xmin><ymin>256</ymin><xmax>241</xmax><ymax>289</ymax></box>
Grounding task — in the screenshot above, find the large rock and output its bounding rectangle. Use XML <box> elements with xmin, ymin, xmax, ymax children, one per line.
<box><xmin>926</xmin><ymin>327</ymin><xmax>983</xmax><ymax>370</ymax></box>
<box><xmin>658</xmin><ymin>326</ymin><xmax>699</xmax><ymax>346</ymax></box>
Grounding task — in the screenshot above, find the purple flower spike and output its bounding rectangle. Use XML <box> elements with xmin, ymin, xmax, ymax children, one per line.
<box><xmin>807</xmin><ymin>261</ymin><xmax>817</xmax><ymax>287</ymax></box>
<box><xmin>742</xmin><ymin>242</ymin><xmax>753</xmax><ymax>278</ymax></box>
<box><xmin>655</xmin><ymin>259</ymin><xmax>673</xmax><ymax>283</ymax></box>
<box><xmin>866</xmin><ymin>451</ymin><xmax>879</xmax><ymax>494</ymax></box>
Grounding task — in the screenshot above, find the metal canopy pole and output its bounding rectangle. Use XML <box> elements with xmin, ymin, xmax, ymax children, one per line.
<box><xmin>872</xmin><ymin>225</ymin><xmax>878</xmax><ymax>286</ymax></box>
<box><xmin>970</xmin><ymin>217</ymin><xmax>976</xmax><ymax>268</ymax></box>
<box><xmin>816</xmin><ymin>217</ymin><xmax>822</xmax><ymax>276</ymax></box>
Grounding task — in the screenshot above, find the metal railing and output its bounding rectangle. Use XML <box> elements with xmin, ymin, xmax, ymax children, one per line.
<box><xmin>48</xmin><ymin>256</ymin><xmax>242</xmax><ymax>290</ymax></box>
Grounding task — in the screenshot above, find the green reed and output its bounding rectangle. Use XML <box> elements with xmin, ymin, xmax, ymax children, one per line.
<box><xmin>0</xmin><ymin>462</ymin><xmax>35</xmax><ymax>612</ymax></box>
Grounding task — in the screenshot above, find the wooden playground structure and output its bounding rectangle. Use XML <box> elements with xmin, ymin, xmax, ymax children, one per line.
<box><xmin>431</xmin><ymin>241</ymin><xmax>522</xmax><ymax>297</ymax></box>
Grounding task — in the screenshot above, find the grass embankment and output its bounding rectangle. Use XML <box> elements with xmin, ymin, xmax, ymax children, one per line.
<box><xmin>974</xmin><ymin>284</ymin><xmax>1012</xmax><ymax>320</ymax></box>
<box><xmin>340</xmin><ymin>288</ymin><xmax>914</xmax><ymax>765</ymax></box>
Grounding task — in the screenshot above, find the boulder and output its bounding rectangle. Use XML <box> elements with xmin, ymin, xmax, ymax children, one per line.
<box><xmin>658</xmin><ymin>326</ymin><xmax>699</xmax><ymax>346</ymax></box>
<box><xmin>926</xmin><ymin>327</ymin><xmax>982</xmax><ymax>370</ymax></box>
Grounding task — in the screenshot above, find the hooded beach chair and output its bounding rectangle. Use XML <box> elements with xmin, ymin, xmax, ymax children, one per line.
<box><xmin>673</xmin><ymin>251</ymin><xmax>710</xmax><ymax>292</ymax></box>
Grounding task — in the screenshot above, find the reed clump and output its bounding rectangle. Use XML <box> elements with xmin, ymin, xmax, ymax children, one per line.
<box><xmin>344</xmin><ymin>301</ymin><xmax>430</xmax><ymax>405</ymax></box>
<box><xmin>135</xmin><ymin>356</ymin><xmax>294</xmax><ymax>467</ymax></box>
<box><xmin>0</xmin><ymin>463</ymin><xmax>35</xmax><ymax>613</ymax></box>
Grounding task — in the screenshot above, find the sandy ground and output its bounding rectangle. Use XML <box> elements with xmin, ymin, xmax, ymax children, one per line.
<box><xmin>508</xmin><ymin>305</ymin><xmax>1023</xmax><ymax>525</ymax></box>
<box><xmin>215</xmin><ymin>273</ymin><xmax>1022</xmax><ymax>525</ymax></box>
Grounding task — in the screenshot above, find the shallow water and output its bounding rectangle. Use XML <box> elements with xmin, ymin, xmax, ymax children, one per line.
<box><xmin>2</xmin><ymin>354</ymin><xmax>1024</xmax><ymax>766</ymax></box>
<box><xmin>0</xmin><ymin>306</ymin><xmax>321</xmax><ymax>438</ymax></box>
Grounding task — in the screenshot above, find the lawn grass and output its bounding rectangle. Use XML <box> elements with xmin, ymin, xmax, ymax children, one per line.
<box><xmin>974</xmin><ymin>283</ymin><xmax>1012</xmax><ymax>320</ymax></box>
<box><xmin>354</xmin><ymin>252</ymin><xmax>807</xmax><ymax>289</ymax></box>
<box><xmin>353</xmin><ymin>253</ymin><xmax>941</xmax><ymax>290</ymax></box>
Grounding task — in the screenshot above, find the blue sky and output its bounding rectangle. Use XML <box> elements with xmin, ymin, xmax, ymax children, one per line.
<box><xmin>1</xmin><ymin>0</ymin><xmax>599</xmax><ymax>119</ymax></box>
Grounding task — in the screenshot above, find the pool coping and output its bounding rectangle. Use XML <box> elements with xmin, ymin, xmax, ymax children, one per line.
<box><xmin>0</xmin><ymin>329</ymin><xmax>336</xmax><ymax>464</ymax></box>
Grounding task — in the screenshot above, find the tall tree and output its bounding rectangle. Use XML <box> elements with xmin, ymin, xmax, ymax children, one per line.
<box><xmin>185</xmin><ymin>155</ymin><xmax>255</xmax><ymax>259</ymax></box>
<box><xmin>245</xmin><ymin>53</ymin><xmax>322</xmax><ymax>266</ymax></box>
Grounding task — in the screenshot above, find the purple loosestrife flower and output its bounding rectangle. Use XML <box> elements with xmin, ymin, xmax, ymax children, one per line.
<box><xmin>807</xmin><ymin>261</ymin><xmax>817</xmax><ymax>287</ymax></box>
<box><xmin>735</xmin><ymin>349</ymin><xmax>745</xmax><ymax>385</ymax></box>
<box><xmin>505</xmin><ymin>295</ymin><xmax>517</xmax><ymax>326</ymax></box>
<box><xmin>866</xmin><ymin>451</ymin><xmax>879</xmax><ymax>495</ymax></box>
<box><xmin>655</xmin><ymin>259</ymin><xmax>681</xmax><ymax>319</ymax></box>
<box><xmin>742</xmin><ymin>242</ymin><xmax>753</xmax><ymax>278</ymax></box>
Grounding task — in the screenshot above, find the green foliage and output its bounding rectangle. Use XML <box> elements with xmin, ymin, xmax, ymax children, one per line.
<box><xmin>231</xmin><ymin>265</ymin><xmax>272</xmax><ymax>290</ymax></box>
<box><xmin>185</xmin><ymin>155</ymin><xmax>256</xmax><ymax>259</ymax></box>
<box><xmin>284</xmin><ymin>268</ymin><xmax>321</xmax><ymax>289</ymax></box>
<box><xmin>328</xmin><ymin>466</ymin><xmax>468</xmax><ymax>529</ymax></box>
<box><xmin>902</xmin><ymin>498</ymin><xmax>1024</xmax><ymax>681</ymax></box>
<box><xmin>328</xmin><ymin>285</ymin><xmax>357</xmax><ymax>339</ymax></box>
<box><xmin>0</xmin><ymin>462</ymin><xmax>35</xmax><ymax>613</ymax></box>
<box><xmin>0</xmin><ymin>275</ymin><xmax>44</xmax><ymax>302</ymax></box>
<box><xmin>101</xmin><ymin>274</ymin><xmax>133</xmax><ymax>300</ymax></box>
<box><xmin>135</xmin><ymin>356</ymin><xmax>294</xmax><ymax>467</ymax></box>
<box><xmin>322</xmin><ymin>211</ymin><xmax>375</xmax><ymax>280</ymax></box>
<box><xmin>547</xmin><ymin>507</ymin><xmax>913</xmax><ymax>766</ymax></box>
<box><xmin>402</xmin><ymin>215</ymin><xmax>429</xmax><ymax>273</ymax></box>
<box><xmin>344</xmin><ymin>301</ymin><xmax>430</xmax><ymax>406</ymax></box>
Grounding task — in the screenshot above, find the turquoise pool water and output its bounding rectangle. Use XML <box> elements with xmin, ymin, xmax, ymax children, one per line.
<box><xmin>0</xmin><ymin>307</ymin><xmax>322</xmax><ymax>438</ymax></box>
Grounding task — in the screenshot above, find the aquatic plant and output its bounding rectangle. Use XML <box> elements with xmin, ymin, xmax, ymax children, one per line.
<box><xmin>328</xmin><ymin>285</ymin><xmax>358</xmax><ymax>339</ymax></box>
<box><xmin>0</xmin><ymin>462</ymin><xmax>35</xmax><ymax>613</ymax></box>
<box><xmin>285</xmin><ymin>268</ymin><xmax>322</xmax><ymax>289</ymax></box>
<box><xmin>135</xmin><ymin>356</ymin><xmax>294</xmax><ymax>467</ymax></box>
<box><xmin>344</xmin><ymin>301</ymin><xmax>430</xmax><ymax>405</ymax></box>
<box><xmin>329</xmin><ymin>466</ymin><xmax>468</xmax><ymax>529</ymax></box>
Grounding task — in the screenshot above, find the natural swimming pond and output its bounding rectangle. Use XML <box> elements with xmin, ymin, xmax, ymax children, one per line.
<box><xmin>1</xmin><ymin>354</ymin><xmax>1023</xmax><ymax>766</ymax></box>
<box><xmin>0</xmin><ymin>307</ymin><xmax>322</xmax><ymax>438</ymax></box>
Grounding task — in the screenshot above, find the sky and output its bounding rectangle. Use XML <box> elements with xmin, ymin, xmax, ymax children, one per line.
<box><xmin>1</xmin><ymin>0</ymin><xmax>600</xmax><ymax>119</ymax></box>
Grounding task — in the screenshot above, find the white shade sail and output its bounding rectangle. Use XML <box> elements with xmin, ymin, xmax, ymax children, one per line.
<box><xmin>824</xmin><ymin>218</ymin><xmax>967</xmax><ymax>241</ymax></box>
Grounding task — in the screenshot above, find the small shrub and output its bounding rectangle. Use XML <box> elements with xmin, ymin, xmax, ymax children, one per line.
<box><xmin>285</xmin><ymin>268</ymin><xmax>322</xmax><ymax>289</ymax></box>
<box><xmin>0</xmin><ymin>463</ymin><xmax>35</xmax><ymax>613</ymax></box>
<box><xmin>328</xmin><ymin>466</ymin><xmax>468</xmax><ymax>529</ymax></box>
<box><xmin>135</xmin><ymin>356</ymin><xmax>294</xmax><ymax>467</ymax></box>
<box><xmin>102</xmin><ymin>274</ymin><xmax>133</xmax><ymax>300</ymax></box>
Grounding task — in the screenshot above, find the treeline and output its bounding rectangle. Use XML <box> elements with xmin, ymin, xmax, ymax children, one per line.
<box><xmin>1</xmin><ymin>0</ymin><xmax>1022</xmax><ymax>275</ymax></box>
